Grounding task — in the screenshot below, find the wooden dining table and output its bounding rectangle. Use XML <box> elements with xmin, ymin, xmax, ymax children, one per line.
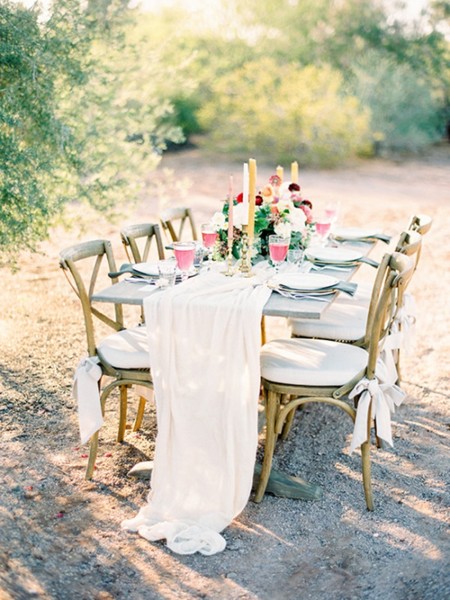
<box><xmin>91</xmin><ymin>246</ymin><xmax>373</xmax><ymax>318</ymax></box>
<box><xmin>91</xmin><ymin>244</ymin><xmax>376</xmax><ymax>506</ymax></box>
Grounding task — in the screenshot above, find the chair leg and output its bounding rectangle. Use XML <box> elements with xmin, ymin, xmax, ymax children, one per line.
<box><xmin>86</xmin><ymin>432</ymin><xmax>99</xmax><ymax>480</ymax></box>
<box><xmin>394</xmin><ymin>349</ymin><xmax>402</xmax><ymax>386</ymax></box>
<box><xmin>260</xmin><ymin>316</ymin><xmax>267</xmax><ymax>346</ymax></box>
<box><xmin>254</xmin><ymin>389</ymin><xmax>279</xmax><ymax>503</ymax></box>
<box><xmin>118</xmin><ymin>385</ymin><xmax>128</xmax><ymax>442</ymax></box>
<box><xmin>133</xmin><ymin>396</ymin><xmax>147</xmax><ymax>431</ymax></box>
<box><xmin>360</xmin><ymin>440</ymin><xmax>374</xmax><ymax>511</ymax></box>
<box><xmin>280</xmin><ymin>395</ymin><xmax>296</xmax><ymax>440</ymax></box>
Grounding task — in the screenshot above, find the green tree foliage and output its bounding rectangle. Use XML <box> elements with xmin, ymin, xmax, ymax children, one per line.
<box><xmin>0</xmin><ymin>0</ymin><xmax>184</xmax><ymax>259</ymax></box>
<box><xmin>198</xmin><ymin>58</ymin><xmax>370</xmax><ymax>166</ymax></box>
<box><xmin>349</xmin><ymin>50</ymin><xmax>442</xmax><ymax>152</ymax></box>
<box><xmin>206</xmin><ymin>0</ymin><xmax>449</xmax><ymax>153</ymax></box>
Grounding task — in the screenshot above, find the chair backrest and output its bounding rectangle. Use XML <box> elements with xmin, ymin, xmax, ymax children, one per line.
<box><xmin>395</xmin><ymin>229</ymin><xmax>423</xmax><ymax>271</ymax></box>
<box><xmin>120</xmin><ymin>223</ymin><xmax>165</xmax><ymax>264</ymax></box>
<box><xmin>59</xmin><ymin>239</ymin><xmax>124</xmax><ymax>356</ymax></box>
<box><xmin>408</xmin><ymin>214</ymin><xmax>433</xmax><ymax>236</ymax></box>
<box><xmin>160</xmin><ymin>206</ymin><xmax>198</xmax><ymax>242</ymax></box>
<box><xmin>365</xmin><ymin>252</ymin><xmax>414</xmax><ymax>378</ymax></box>
<box><xmin>361</xmin><ymin>231</ymin><xmax>422</xmax><ymax>348</ymax></box>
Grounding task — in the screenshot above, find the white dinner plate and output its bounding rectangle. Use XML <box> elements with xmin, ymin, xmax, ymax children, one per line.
<box><xmin>332</xmin><ymin>227</ymin><xmax>381</xmax><ymax>240</ymax></box>
<box><xmin>132</xmin><ymin>262</ymin><xmax>160</xmax><ymax>277</ymax></box>
<box><xmin>274</xmin><ymin>273</ymin><xmax>339</xmax><ymax>292</ymax></box>
<box><xmin>132</xmin><ymin>262</ymin><xmax>198</xmax><ymax>279</ymax></box>
<box><xmin>305</xmin><ymin>246</ymin><xmax>364</xmax><ymax>264</ymax></box>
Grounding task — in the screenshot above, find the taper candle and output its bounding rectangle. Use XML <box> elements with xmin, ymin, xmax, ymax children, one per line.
<box><xmin>291</xmin><ymin>161</ymin><xmax>298</xmax><ymax>184</ymax></box>
<box><xmin>276</xmin><ymin>165</ymin><xmax>284</xmax><ymax>183</ymax></box>
<box><xmin>227</xmin><ymin>175</ymin><xmax>234</xmax><ymax>245</ymax></box>
<box><xmin>241</xmin><ymin>163</ymin><xmax>249</xmax><ymax>225</ymax></box>
<box><xmin>247</xmin><ymin>158</ymin><xmax>257</xmax><ymax>244</ymax></box>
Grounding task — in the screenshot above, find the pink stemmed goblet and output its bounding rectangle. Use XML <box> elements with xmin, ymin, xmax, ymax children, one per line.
<box><xmin>173</xmin><ymin>241</ymin><xmax>196</xmax><ymax>282</ymax></box>
<box><xmin>200</xmin><ymin>223</ymin><xmax>218</xmax><ymax>270</ymax></box>
<box><xmin>315</xmin><ymin>218</ymin><xmax>332</xmax><ymax>246</ymax></box>
<box><xmin>269</xmin><ymin>234</ymin><xmax>290</xmax><ymax>274</ymax></box>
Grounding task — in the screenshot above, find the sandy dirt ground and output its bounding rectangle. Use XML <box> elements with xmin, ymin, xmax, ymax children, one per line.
<box><xmin>0</xmin><ymin>145</ymin><xmax>449</xmax><ymax>600</ymax></box>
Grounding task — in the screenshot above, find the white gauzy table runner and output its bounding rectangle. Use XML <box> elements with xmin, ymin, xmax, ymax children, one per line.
<box><xmin>121</xmin><ymin>271</ymin><xmax>271</xmax><ymax>555</ymax></box>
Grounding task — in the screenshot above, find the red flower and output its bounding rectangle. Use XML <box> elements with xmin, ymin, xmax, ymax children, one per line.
<box><xmin>288</xmin><ymin>183</ymin><xmax>301</xmax><ymax>192</ymax></box>
<box><xmin>255</xmin><ymin>194</ymin><xmax>263</xmax><ymax>206</ymax></box>
<box><xmin>269</xmin><ymin>174</ymin><xmax>282</xmax><ymax>187</ymax></box>
<box><xmin>301</xmin><ymin>199</ymin><xmax>313</xmax><ymax>209</ymax></box>
<box><xmin>236</xmin><ymin>192</ymin><xmax>243</xmax><ymax>203</ymax></box>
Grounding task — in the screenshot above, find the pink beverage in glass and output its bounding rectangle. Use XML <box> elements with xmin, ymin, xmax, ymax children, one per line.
<box><xmin>201</xmin><ymin>230</ymin><xmax>217</xmax><ymax>248</ymax></box>
<box><xmin>269</xmin><ymin>241</ymin><xmax>289</xmax><ymax>263</ymax></box>
<box><xmin>174</xmin><ymin>245</ymin><xmax>196</xmax><ymax>271</ymax></box>
<box><xmin>316</xmin><ymin>221</ymin><xmax>331</xmax><ymax>238</ymax></box>
<box><xmin>324</xmin><ymin>208</ymin><xmax>337</xmax><ymax>221</ymax></box>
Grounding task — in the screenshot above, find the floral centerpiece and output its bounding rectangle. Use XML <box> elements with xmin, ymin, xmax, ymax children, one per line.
<box><xmin>212</xmin><ymin>174</ymin><xmax>315</xmax><ymax>261</ymax></box>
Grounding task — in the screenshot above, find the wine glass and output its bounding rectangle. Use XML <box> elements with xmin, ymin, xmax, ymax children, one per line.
<box><xmin>200</xmin><ymin>223</ymin><xmax>218</xmax><ymax>270</ymax></box>
<box><xmin>315</xmin><ymin>218</ymin><xmax>332</xmax><ymax>246</ymax></box>
<box><xmin>173</xmin><ymin>241</ymin><xmax>196</xmax><ymax>282</ymax></box>
<box><xmin>324</xmin><ymin>202</ymin><xmax>339</xmax><ymax>224</ymax></box>
<box><xmin>287</xmin><ymin>247</ymin><xmax>304</xmax><ymax>270</ymax></box>
<box><xmin>268</xmin><ymin>235</ymin><xmax>290</xmax><ymax>274</ymax></box>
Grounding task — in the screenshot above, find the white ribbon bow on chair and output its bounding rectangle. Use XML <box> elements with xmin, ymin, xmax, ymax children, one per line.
<box><xmin>378</xmin><ymin>292</ymin><xmax>417</xmax><ymax>385</ymax></box>
<box><xmin>73</xmin><ymin>356</ymin><xmax>104</xmax><ymax>444</ymax></box>
<box><xmin>391</xmin><ymin>292</ymin><xmax>417</xmax><ymax>355</ymax></box>
<box><xmin>349</xmin><ymin>375</ymin><xmax>406</xmax><ymax>453</ymax></box>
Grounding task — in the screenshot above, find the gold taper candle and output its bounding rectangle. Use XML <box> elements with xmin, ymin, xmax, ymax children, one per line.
<box><xmin>241</xmin><ymin>163</ymin><xmax>249</xmax><ymax>225</ymax></box>
<box><xmin>276</xmin><ymin>165</ymin><xmax>284</xmax><ymax>183</ymax></box>
<box><xmin>291</xmin><ymin>161</ymin><xmax>298</xmax><ymax>184</ymax></box>
<box><xmin>247</xmin><ymin>158</ymin><xmax>257</xmax><ymax>245</ymax></box>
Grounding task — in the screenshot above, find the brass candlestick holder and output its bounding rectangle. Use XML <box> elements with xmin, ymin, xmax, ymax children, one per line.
<box><xmin>239</xmin><ymin>224</ymin><xmax>253</xmax><ymax>277</ymax></box>
<box><xmin>223</xmin><ymin>244</ymin><xmax>235</xmax><ymax>276</ymax></box>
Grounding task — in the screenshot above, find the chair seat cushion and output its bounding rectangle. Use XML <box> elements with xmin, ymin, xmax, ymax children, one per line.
<box><xmin>288</xmin><ymin>279</ymin><xmax>373</xmax><ymax>341</ymax></box>
<box><xmin>288</xmin><ymin>301</ymin><xmax>369</xmax><ymax>341</ymax></box>
<box><xmin>97</xmin><ymin>326</ymin><xmax>150</xmax><ymax>369</ymax></box>
<box><xmin>261</xmin><ymin>338</ymin><xmax>368</xmax><ymax>386</ymax></box>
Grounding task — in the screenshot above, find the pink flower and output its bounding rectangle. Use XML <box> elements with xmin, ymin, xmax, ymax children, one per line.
<box><xmin>300</xmin><ymin>204</ymin><xmax>314</xmax><ymax>223</ymax></box>
<box><xmin>269</xmin><ymin>175</ymin><xmax>281</xmax><ymax>187</ymax></box>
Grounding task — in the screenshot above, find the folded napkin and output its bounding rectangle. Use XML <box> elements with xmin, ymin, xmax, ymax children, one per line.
<box><xmin>121</xmin><ymin>271</ymin><xmax>271</xmax><ymax>555</ymax></box>
<box><xmin>310</xmin><ymin>256</ymin><xmax>378</xmax><ymax>269</ymax></box>
<box><xmin>279</xmin><ymin>280</ymin><xmax>358</xmax><ymax>296</ymax></box>
<box><xmin>72</xmin><ymin>356</ymin><xmax>104</xmax><ymax>444</ymax></box>
<box><xmin>333</xmin><ymin>233</ymin><xmax>391</xmax><ymax>244</ymax></box>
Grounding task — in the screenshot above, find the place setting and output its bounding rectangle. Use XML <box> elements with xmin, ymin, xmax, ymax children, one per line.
<box><xmin>305</xmin><ymin>245</ymin><xmax>379</xmax><ymax>270</ymax></box>
<box><xmin>330</xmin><ymin>226</ymin><xmax>392</xmax><ymax>244</ymax></box>
<box><xmin>268</xmin><ymin>271</ymin><xmax>358</xmax><ymax>301</ymax></box>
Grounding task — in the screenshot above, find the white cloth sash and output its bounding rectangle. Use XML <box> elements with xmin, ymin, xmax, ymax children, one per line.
<box><xmin>349</xmin><ymin>361</ymin><xmax>406</xmax><ymax>453</ymax></box>
<box><xmin>73</xmin><ymin>356</ymin><xmax>103</xmax><ymax>444</ymax></box>
<box><xmin>390</xmin><ymin>292</ymin><xmax>417</xmax><ymax>354</ymax></box>
<box><xmin>121</xmin><ymin>271</ymin><xmax>271</xmax><ymax>555</ymax></box>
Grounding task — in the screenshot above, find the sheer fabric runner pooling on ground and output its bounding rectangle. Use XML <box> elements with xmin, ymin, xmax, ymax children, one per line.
<box><xmin>121</xmin><ymin>271</ymin><xmax>271</xmax><ymax>555</ymax></box>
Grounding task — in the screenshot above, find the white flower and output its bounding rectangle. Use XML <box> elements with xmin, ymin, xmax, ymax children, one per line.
<box><xmin>278</xmin><ymin>182</ymin><xmax>293</xmax><ymax>197</ymax></box>
<box><xmin>289</xmin><ymin>206</ymin><xmax>307</xmax><ymax>232</ymax></box>
<box><xmin>274</xmin><ymin>221</ymin><xmax>292</xmax><ymax>237</ymax></box>
<box><xmin>231</xmin><ymin>203</ymin><xmax>247</xmax><ymax>230</ymax></box>
<box><xmin>211</xmin><ymin>211</ymin><xmax>226</xmax><ymax>229</ymax></box>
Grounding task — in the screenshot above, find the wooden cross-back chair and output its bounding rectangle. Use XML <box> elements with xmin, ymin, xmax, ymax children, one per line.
<box><xmin>256</xmin><ymin>252</ymin><xmax>414</xmax><ymax>510</ymax></box>
<box><xmin>120</xmin><ymin>222</ymin><xmax>165</xmax><ymax>264</ymax></box>
<box><xmin>288</xmin><ymin>229</ymin><xmax>422</xmax><ymax>348</ymax></box>
<box><xmin>160</xmin><ymin>206</ymin><xmax>198</xmax><ymax>243</ymax></box>
<box><xmin>59</xmin><ymin>239</ymin><xmax>153</xmax><ymax>479</ymax></box>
